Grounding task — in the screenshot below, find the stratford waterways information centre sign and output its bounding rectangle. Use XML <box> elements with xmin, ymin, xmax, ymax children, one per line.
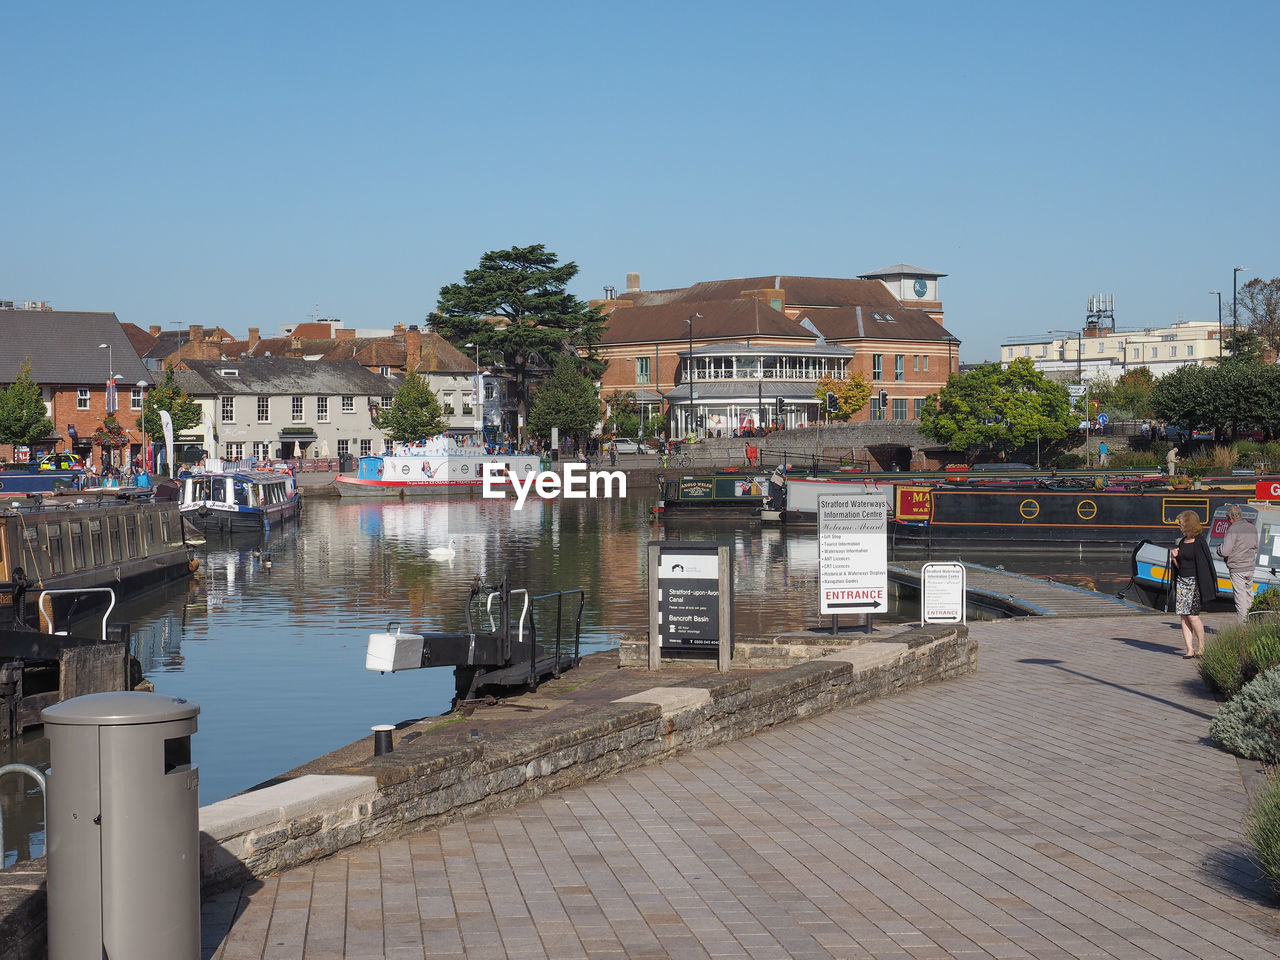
<box><xmin>647</xmin><ymin>541</ymin><xmax>733</xmax><ymax>670</ymax></box>
<box><xmin>818</xmin><ymin>493</ymin><xmax>888</xmax><ymax>615</ymax></box>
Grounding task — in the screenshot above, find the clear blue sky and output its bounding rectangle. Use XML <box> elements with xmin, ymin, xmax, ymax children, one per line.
<box><xmin>4</xmin><ymin>1</ymin><xmax>1276</xmax><ymax>363</ymax></box>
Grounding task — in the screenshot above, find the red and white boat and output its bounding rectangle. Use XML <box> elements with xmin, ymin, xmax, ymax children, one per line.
<box><xmin>333</xmin><ymin>435</ymin><xmax>541</xmax><ymax>497</ymax></box>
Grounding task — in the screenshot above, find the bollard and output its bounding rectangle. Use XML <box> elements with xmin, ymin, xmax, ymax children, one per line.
<box><xmin>372</xmin><ymin>724</ymin><xmax>394</xmax><ymax>756</ymax></box>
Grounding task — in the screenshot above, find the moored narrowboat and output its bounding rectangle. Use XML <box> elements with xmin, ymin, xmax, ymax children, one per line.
<box><xmin>180</xmin><ymin>469</ymin><xmax>300</xmax><ymax>534</ymax></box>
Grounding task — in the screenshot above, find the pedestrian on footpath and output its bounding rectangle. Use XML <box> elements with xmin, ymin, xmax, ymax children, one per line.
<box><xmin>1217</xmin><ymin>504</ymin><xmax>1258</xmax><ymax>623</ymax></box>
<box><xmin>1170</xmin><ymin>510</ymin><xmax>1216</xmax><ymax>658</ymax></box>
<box><xmin>1098</xmin><ymin>440</ymin><xmax>1109</xmax><ymax>467</ymax></box>
<box><xmin>1166</xmin><ymin>445</ymin><xmax>1179</xmax><ymax>478</ymax></box>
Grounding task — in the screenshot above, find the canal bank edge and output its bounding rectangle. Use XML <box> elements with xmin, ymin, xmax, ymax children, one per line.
<box><xmin>0</xmin><ymin>624</ymin><xmax>973</xmax><ymax>959</ymax></box>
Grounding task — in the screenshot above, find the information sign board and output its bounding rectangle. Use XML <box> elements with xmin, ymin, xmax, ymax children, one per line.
<box><xmin>921</xmin><ymin>562</ymin><xmax>967</xmax><ymax>624</ymax></box>
<box><xmin>655</xmin><ymin>545</ymin><xmax>723</xmax><ymax>647</ymax></box>
<box><xmin>1097</xmin><ymin>413</ymin><xmax>1108</xmax><ymax>426</ymax></box>
<box><xmin>818</xmin><ymin>494</ymin><xmax>888</xmax><ymax>614</ymax></box>
<box><xmin>1067</xmin><ymin>385</ymin><xmax>1087</xmax><ymax>399</ymax></box>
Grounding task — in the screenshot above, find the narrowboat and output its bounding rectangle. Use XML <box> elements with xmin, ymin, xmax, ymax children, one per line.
<box><xmin>0</xmin><ymin>460</ymin><xmax>84</xmax><ymax>495</ymax></box>
<box><xmin>1</xmin><ymin>488</ymin><xmax>196</xmax><ymax>632</ymax></box>
<box><xmin>654</xmin><ymin>470</ymin><xmax>777</xmax><ymax>518</ymax></box>
<box><xmin>180</xmin><ymin>469</ymin><xmax>301</xmax><ymax>534</ymax></box>
<box><xmin>333</xmin><ymin>435</ymin><xmax>542</xmax><ymax>497</ymax></box>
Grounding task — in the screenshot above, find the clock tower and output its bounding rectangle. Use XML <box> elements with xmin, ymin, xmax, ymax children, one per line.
<box><xmin>858</xmin><ymin>263</ymin><xmax>946</xmax><ymax>324</ymax></box>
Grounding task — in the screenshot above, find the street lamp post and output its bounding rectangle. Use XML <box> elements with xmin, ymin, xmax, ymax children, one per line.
<box><xmin>465</xmin><ymin>342</ymin><xmax>482</xmax><ymax>437</ymax></box>
<box><xmin>98</xmin><ymin>343</ymin><xmax>115</xmax><ymax>470</ymax></box>
<box><xmin>1210</xmin><ymin>290</ymin><xmax>1222</xmax><ymax>358</ymax></box>
<box><xmin>137</xmin><ymin>380</ymin><xmax>149</xmax><ymax>473</ymax></box>
<box><xmin>1233</xmin><ymin>267</ymin><xmax>1248</xmax><ymax>355</ymax></box>
<box><xmin>685</xmin><ymin>313</ymin><xmax>701</xmax><ymax>437</ymax></box>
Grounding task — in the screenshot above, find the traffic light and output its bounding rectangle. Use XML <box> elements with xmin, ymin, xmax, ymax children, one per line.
<box><xmin>825</xmin><ymin>391</ymin><xmax>838</xmax><ymax>413</ymax></box>
<box><xmin>696</xmin><ymin>415</ymin><xmax>705</xmax><ymax>427</ymax></box>
<box><xmin>775</xmin><ymin>396</ymin><xmax>785</xmax><ymax>414</ymax></box>
<box><xmin>878</xmin><ymin>389</ymin><xmax>889</xmax><ymax>409</ymax></box>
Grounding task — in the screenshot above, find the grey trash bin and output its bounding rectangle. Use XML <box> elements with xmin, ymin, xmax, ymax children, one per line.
<box><xmin>43</xmin><ymin>691</ymin><xmax>200</xmax><ymax>960</ymax></box>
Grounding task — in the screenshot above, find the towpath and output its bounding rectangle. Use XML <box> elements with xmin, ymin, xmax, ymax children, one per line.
<box><xmin>202</xmin><ymin>611</ymin><xmax>1279</xmax><ymax>959</ymax></box>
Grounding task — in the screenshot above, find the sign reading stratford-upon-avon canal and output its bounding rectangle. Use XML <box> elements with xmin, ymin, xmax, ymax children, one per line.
<box><xmin>818</xmin><ymin>494</ymin><xmax>888</xmax><ymax>614</ymax></box>
<box><xmin>647</xmin><ymin>541</ymin><xmax>734</xmax><ymax>671</ymax></box>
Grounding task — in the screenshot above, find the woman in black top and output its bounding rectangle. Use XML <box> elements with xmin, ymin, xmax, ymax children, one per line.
<box><xmin>1169</xmin><ymin>509</ymin><xmax>1216</xmax><ymax>658</ymax></box>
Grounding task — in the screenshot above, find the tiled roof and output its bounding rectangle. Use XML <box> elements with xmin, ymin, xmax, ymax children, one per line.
<box><xmin>177</xmin><ymin>357</ymin><xmax>399</xmax><ymax>396</ymax></box>
<box><xmin>858</xmin><ymin>263</ymin><xmax>948</xmax><ymax>279</ymax></box>
<box><xmin>0</xmin><ymin>310</ymin><xmax>150</xmax><ymax>384</ymax></box>
<box><xmin>620</xmin><ymin>276</ymin><xmax>916</xmax><ymax>311</ymax></box>
<box><xmin>601</xmin><ymin>298</ymin><xmax>814</xmax><ymax>345</ymax></box>
<box><xmin>794</xmin><ymin>305</ymin><xmax>957</xmax><ymax>344</ymax></box>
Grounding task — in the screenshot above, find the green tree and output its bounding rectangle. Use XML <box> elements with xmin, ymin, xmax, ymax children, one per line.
<box><xmin>0</xmin><ymin>359</ymin><xmax>53</xmax><ymax>449</ymax></box>
<box><xmin>375</xmin><ymin>369</ymin><xmax>446</xmax><ymax>443</ymax></box>
<box><xmin>141</xmin><ymin>367</ymin><xmax>202</xmax><ymax>440</ymax></box>
<box><xmin>428</xmin><ymin>244</ymin><xmax>607</xmax><ymax>436</ymax></box>
<box><xmin>604</xmin><ymin>391</ymin><xmax>642</xmax><ymax>438</ymax></box>
<box><xmin>815</xmin><ymin>373</ymin><xmax>873</xmax><ymax>420</ymax></box>
<box><xmin>1107</xmin><ymin>367</ymin><xmax>1156</xmax><ymax>420</ymax></box>
<box><xmin>526</xmin><ymin>356</ymin><xmax>601</xmax><ymax>443</ymax></box>
<box><xmin>1237</xmin><ymin>278</ymin><xmax>1280</xmax><ymax>358</ymax></box>
<box><xmin>919</xmin><ymin>358</ymin><xmax>1071</xmax><ymax>461</ymax></box>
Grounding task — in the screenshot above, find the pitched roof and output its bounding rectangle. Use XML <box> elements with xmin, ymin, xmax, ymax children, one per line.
<box><xmin>0</xmin><ymin>310</ymin><xmax>149</xmax><ymax>384</ymax></box>
<box><xmin>620</xmin><ymin>274</ymin><xmax>947</xmax><ymax>311</ymax></box>
<box><xmin>600</xmin><ymin>298</ymin><xmax>814</xmax><ymax>345</ymax></box>
<box><xmin>858</xmin><ymin>263</ymin><xmax>948</xmax><ymax>279</ymax></box>
<box><xmin>177</xmin><ymin>357</ymin><xmax>398</xmax><ymax>396</ymax></box>
<box><xmin>793</xmin><ymin>305</ymin><xmax>957</xmax><ymax>344</ymax></box>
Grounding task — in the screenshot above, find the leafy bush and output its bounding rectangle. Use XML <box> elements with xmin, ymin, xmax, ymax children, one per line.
<box><xmin>1251</xmin><ymin>634</ymin><xmax>1280</xmax><ymax>675</ymax></box>
<box><xmin>1210</xmin><ymin>444</ymin><xmax>1238</xmax><ymax>472</ymax></box>
<box><xmin>1055</xmin><ymin>453</ymin><xmax>1085</xmax><ymax>469</ymax></box>
<box><xmin>1200</xmin><ymin>620</ymin><xmax>1280</xmax><ymax>697</ymax></box>
<box><xmin>1251</xmin><ymin>587</ymin><xmax>1280</xmax><ymax>614</ymax></box>
<box><xmin>1110</xmin><ymin>450</ymin><xmax>1160</xmax><ymax>469</ymax></box>
<box><xmin>1208</xmin><ymin>667</ymin><xmax>1280</xmax><ymax>762</ymax></box>
<box><xmin>1245</xmin><ymin>771</ymin><xmax>1280</xmax><ymax>900</ymax></box>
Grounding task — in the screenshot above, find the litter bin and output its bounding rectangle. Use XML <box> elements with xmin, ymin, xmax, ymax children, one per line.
<box><xmin>43</xmin><ymin>691</ymin><xmax>201</xmax><ymax>960</ymax></box>
<box><xmin>339</xmin><ymin>451</ymin><xmax>355</xmax><ymax>472</ymax></box>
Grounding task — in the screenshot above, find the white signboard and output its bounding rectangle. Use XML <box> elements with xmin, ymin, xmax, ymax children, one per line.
<box><xmin>921</xmin><ymin>561</ymin><xmax>967</xmax><ymax>624</ymax></box>
<box><xmin>818</xmin><ymin>494</ymin><xmax>888</xmax><ymax>614</ymax></box>
<box><xmin>1067</xmin><ymin>385</ymin><xmax>1087</xmax><ymax>399</ymax></box>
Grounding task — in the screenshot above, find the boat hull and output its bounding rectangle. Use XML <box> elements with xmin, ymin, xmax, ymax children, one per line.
<box><xmin>181</xmin><ymin>497</ymin><xmax>300</xmax><ymax>534</ymax></box>
<box><xmin>336</xmin><ymin>451</ymin><xmax>543</xmax><ymax>497</ymax></box>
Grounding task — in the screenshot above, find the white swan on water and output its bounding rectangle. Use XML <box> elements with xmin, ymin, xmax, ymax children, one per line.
<box><xmin>427</xmin><ymin>537</ymin><xmax>457</xmax><ymax>561</ymax></box>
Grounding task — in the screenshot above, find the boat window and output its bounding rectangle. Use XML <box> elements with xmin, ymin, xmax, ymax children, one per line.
<box><xmin>89</xmin><ymin>518</ymin><xmax>103</xmax><ymax>565</ymax></box>
<box><xmin>107</xmin><ymin>516</ymin><xmax>122</xmax><ymax>561</ymax></box>
<box><xmin>124</xmin><ymin>515</ymin><xmax>139</xmax><ymax>558</ymax></box>
<box><xmin>234</xmin><ymin>480</ymin><xmax>249</xmax><ymax>506</ymax></box>
<box><xmin>47</xmin><ymin>524</ymin><xmax>64</xmax><ymax>576</ymax></box>
<box><xmin>160</xmin><ymin>511</ymin><xmax>171</xmax><ymax>545</ymax></box>
<box><xmin>69</xmin><ymin>520</ymin><xmax>85</xmax><ymax>570</ymax></box>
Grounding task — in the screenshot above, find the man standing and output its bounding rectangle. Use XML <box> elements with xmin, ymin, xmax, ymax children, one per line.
<box><xmin>1098</xmin><ymin>440</ymin><xmax>1109</xmax><ymax>467</ymax></box>
<box><xmin>1217</xmin><ymin>504</ymin><xmax>1259</xmax><ymax>623</ymax></box>
<box><xmin>1166</xmin><ymin>445</ymin><xmax>1179</xmax><ymax>478</ymax></box>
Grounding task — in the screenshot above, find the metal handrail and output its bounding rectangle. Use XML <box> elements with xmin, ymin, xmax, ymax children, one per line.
<box><xmin>0</xmin><ymin>763</ymin><xmax>47</xmax><ymax>867</ymax></box>
<box><xmin>37</xmin><ymin>586</ymin><xmax>117</xmax><ymax>640</ymax></box>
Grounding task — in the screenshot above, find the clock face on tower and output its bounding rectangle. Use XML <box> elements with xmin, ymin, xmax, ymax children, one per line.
<box><xmin>913</xmin><ymin>278</ymin><xmax>928</xmax><ymax>298</ymax></box>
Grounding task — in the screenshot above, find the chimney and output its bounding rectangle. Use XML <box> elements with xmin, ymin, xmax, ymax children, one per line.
<box><xmin>335</xmin><ymin>328</ymin><xmax>356</xmax><ymax>341</ymax></box>
<box><xmin>149</xmin><ymin>325</ymin><xmax>161</xmax><ymax>337</ymax></box>
<box><xmin>393</xmin><ymin>322</ymin><xmax>407</xmax><ymax>336</ymax></box>
<box><xmin>405</xmin><ymin>327</ymin><xmax>422</xmax><ymax>372</ymax></box>
<box><xmin>248</xmin><ymin>327</ymin><xmax>260</xmax><ymax>349</ymax></box>
<box><xmin>189</xmin><ymin>324</ymin><xmax>204</xmax><ymax>343</ymax></box>
<box><xmin>625</xmin><ymin>272</ymin><xmax>641</xmax><ymax>293</ymax></box>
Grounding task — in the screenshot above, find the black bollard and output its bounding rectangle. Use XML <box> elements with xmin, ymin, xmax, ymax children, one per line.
<box><xmin>372</xmin><ymin>724</ymin><xmax>394</xmax><ymax>756</ymax></box>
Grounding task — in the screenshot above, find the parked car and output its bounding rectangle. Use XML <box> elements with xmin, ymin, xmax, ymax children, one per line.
<box><xmin>611</xmin><ymin>438</ymin><xmax>643</xmax><ymax>455</ymax></box>
<box><xmin>36</xmin><ymin>452</ymin><xmax>85</xmax><ymax>471</ymax></box>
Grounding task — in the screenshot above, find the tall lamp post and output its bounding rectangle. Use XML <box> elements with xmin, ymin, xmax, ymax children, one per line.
<box><xmin>98</xmin><ymin>343</ymin><xmax>115</xmax><ymax>470</ymax></box>
<box><xmin>137</xmin><ymin>380</ymin><xmax>149</xmax><ymax>473</ymax></box>
<box><xmin>1210</xmin><ymin>290</ymin><xmax>1222</xmax><ymax>358</ymax></box>
<box><xmin>685</xmin><ymin>313</ymin><xmax>701</xmax><ymax>437</ymax></box>
<box><xmin>1233</xmin><ymin>267</ymin><xmax>1249</xmax><ymax>354</ymax></box>
<box><xmin>465</xmin><ymin>342</ymin><xmax>482</xmax><ymax>438</ymax></box>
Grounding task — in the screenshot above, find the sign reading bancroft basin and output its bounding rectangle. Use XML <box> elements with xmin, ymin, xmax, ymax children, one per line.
<box><xmin>818</xmin><ymin>493</ymin><xmax>888</xmax><ymax>614</ymax></box>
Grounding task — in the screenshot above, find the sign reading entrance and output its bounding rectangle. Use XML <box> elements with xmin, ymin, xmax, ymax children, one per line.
<box><xmin>818</xmin><ymin>494</ymin><xmax>888</xmax><ymax>614</ymax></box>
<box><xmin>921</xmin><ymin>561</ymin><xmax>966</xmax><ymax>624</ymax></box>
<box><xmin>647</xmin><ymin>541</ymin><xmax>734</xmax><ymax>671</ymax></box>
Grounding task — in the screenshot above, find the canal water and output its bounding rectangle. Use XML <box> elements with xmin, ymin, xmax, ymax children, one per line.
<box><xmin>1</xmin><ymin>494</ymin><xmax>1139</xmax><ymax>865</ymax></box>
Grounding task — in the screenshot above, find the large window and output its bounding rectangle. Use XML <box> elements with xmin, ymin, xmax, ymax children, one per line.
<box><xmin>77</xmin><ymin>388</ymin><xmax>90</xmax><ymax>410</ymax></box>
<box><xmin>317</xmin><ymin>396</ymin><xmax>329</xmax><ymax>423</ymax></box>
<box><xmin>131</xmin><ymin>386</ymin><xmax>143</xmax><ymax>410</ymax></box>
<box><xmin>870</xmin><ymin>396</ymin><xmax>884</xmax><ymax>421</ymax></box>
<box><xmin>360</xmin><ymin>439</ymin><xmax>372</xmax><ymax>456</ymax></box>
<box><xmin>337</xmin><ymin>439</ymin><xmax>349</xmax><ymax>456</ymax></box>
<box><xmin>225</xmin><ymin>442</ymin><xmax>244</xmax><ymax>461</ymax></box>
<box><xmin>895</xmin><ymin>355</ymin><xmax>905</xmax><ymax>381</ymax></box>
<box><xmin>872</xmin><ymin>355</ymin><xmax>883</xmax><ymax>380</ymax></box>
<box><xmin>923</xmin><ymin>355</ymin><xmax>929</xmax><ymax>371</ymax></box>
<box><xmin>252</xmin><ymin>441</ymin><xmax>271</xmax><ymax>460</ymax></box>
<box><xmin>257</xmin><ymin>396</ymin><xmax>270</xmax><ymax>422</ymax></box>
<box><xmin>341</xmin><ymin>395</ymin><xmax>355</xmax><ymax>413</ymax></box>
<box><xmin>636</xmin><ymin>357</ymin><xmax>651</xmax><ymax>385</ymax></box>
<box><xmin>442</xmin><ymin>392</ymin><xmax>455</xmax><ymax>415</ymax></box>
<box><xmin>893</xmin><ymin>398</ymin><xmax>908</xmax><ymax>420</ymax></box>
<box><xmin>914</xmin><ymin>398</ymin><xmax>924</xmax><ymax>419</ymax></box>
<box><xmin>291</xmin><ymin>396</ymin><xmax>304</xmax><ymax>422</ymax></box>
<box><xmin>220</xmin><ymin>396</ymin><xmax>235</xmax><ymax>422</ymax></box>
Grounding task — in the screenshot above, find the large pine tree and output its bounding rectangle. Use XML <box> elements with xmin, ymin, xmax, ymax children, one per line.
<box><xmin>428</xmin><ymin>244</ymin><xmax>605</xmax><ymax>437</ymax></box>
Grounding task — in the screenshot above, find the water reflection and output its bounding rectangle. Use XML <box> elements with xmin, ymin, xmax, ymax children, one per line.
<box><xmin>2</xmin><ymin>494</ymin><xmax>1140</xmax><ymax>865</ymax></box>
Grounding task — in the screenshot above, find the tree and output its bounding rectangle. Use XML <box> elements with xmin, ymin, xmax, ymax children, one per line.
<box><xmin>918</xmin><ymin>358</ymin><xmax>1071</xmax><ymax>461</ymax></box>
<box><xmin>428</xmin><ymin>244</ymin><xmax>607</xmax><ymax>437</ymax></box>
<box><xmin>604</xmin><ymin>391</ymin><xmax>642</xmax><ymax>438</ymax></box>
<box><xmin>1092</xmin><ymin>367</ymin><xmax>1155</xmax><ymax>420</ymax></box>
<box><xmin>814</xmin><ymin>373</ymin><xmax>873</xmax><ymax>420</ymax></box>
<box><xmin>1237</xmin><ymin>277</ymin><xmax>1280</xmax><ymax>358</ymax></box>
<box><xmin>0</xmin><ymin>359</ymin><xmax>53</xmax><ymax>449</ymax></box>
<box><xmin>1152</xmin><ymin>357</ymin><xmax>1280</xmax><ymax>439</ymax></box>
<box><xmin>141</xmin><ymin>366</ymin><xmax>203</xmax><ymax>441</ymax></box>
<box><xmin>375</xmin><ymin>369</ymin><xmax>446</xmax><ymax>443</ymax></box>
<box><xmin>526</xmin><ymin>356</ymin><xmax>601</xmax><ymax>443</ymax></box>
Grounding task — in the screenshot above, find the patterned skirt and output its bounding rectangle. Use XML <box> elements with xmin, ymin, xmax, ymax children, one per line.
<box><xmin>1175</xmin><ymin>577</ymin><xmax>1202</xmax><ymax>616</ymax></box>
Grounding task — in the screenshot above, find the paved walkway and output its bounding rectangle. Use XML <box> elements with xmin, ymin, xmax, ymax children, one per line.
<box><xmin>202</xmin><ymin>613</ymin><xmax>1280</xmax><ymax>959</ymax></box>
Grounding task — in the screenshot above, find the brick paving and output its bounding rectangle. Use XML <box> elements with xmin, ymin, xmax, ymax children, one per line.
<box><xmin>202</xmin><ymin>612</ymin><xmax>1280</xmax><ymax>959</ymax></box>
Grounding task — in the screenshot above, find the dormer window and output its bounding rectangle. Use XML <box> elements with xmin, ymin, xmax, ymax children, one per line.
<box><xmin>219</xmin><ymin>368</ymin><xmax>239</xmax><ymax>377</ymax></box>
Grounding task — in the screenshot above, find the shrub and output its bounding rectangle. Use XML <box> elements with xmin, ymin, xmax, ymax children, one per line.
<box><xmin>1251</xmin><ymin>634</ymin><xmax>1280</xmax><ymax>675</ymax></box>
<box><xmin>1055</xmin><ymin>453</ymin><xmax>1085</xmax><ymax>469</ymax></box>
<box><xmin>1210</xmin><ymin>444</ymin><xmax>1237</xmax><ymax>472</ymax></box>
<box><xmin>1251</xmin><ymin>587</ymin><xmax>1280</xmax><ymax>614</ymax></box>
<box><xmin>1245</xmin><ymin>771</ymin><xmax>1280</xmax><ymax>900</ymax></box>
<box><xmin>1201</xmin><ymin>620</ymin><xmax>1280</xmax><ymax>697</ymax></box>
<box><xmin>1208</xmin><ymin>667</ymin><xmax>1280</xmax><ymax>763</ymax></box>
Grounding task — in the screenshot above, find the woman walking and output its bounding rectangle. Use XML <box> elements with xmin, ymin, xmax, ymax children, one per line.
<box><xmin>1169</xmin><ymin>509</ymin><xmax>1217</xmax><ymax>658</ymax></box>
